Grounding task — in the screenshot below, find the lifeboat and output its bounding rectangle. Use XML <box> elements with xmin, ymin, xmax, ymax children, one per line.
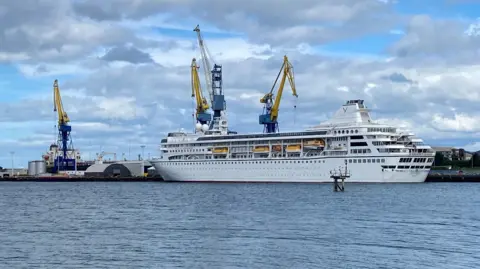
<box><xmin>272</xmin><ymin>145</ymin><xmax>282</xmax><ymax>152</ymax></box>
<box><xmin>303</xmin><ymin>139</ymin><xmax>325</xmax><ymax>149</ymax></box>
<box><xmin>285</xmin><ymin>144</ymin><xmax>301</xmax><ymax>152</ymax></box>
<box><xmin>253</xmin><ymin>146</ymin><xmax>269</xmax><ymax>152</ymax></box>
<box><xmin>212</xmin><ymin>147</ymin><xmax>229</xmax><ymax>153</ymax></box>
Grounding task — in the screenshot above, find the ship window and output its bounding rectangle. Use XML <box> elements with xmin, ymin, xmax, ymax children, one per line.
<box><xmin>381</xmin><ymin>159</ymin><xmax>385</xmax><ymax>163</ymax></box>
<box><xmin>363</xmin><ymin>159</ymin><xmax>366</xmax><ymax>163</ymax></box>
<box><xmin>349</xmin><ymin>159</ymin><xmax>352</xmax><ymax>163</ymax></box>
<box><xmin>376</xmin><ymin>159</ymin><xmax>380</xmax><ymax>163</ymax></box>
<box><xmin>351</xmin><ymin>142</ymin><xmax>368</xmax><ymax>147</ymax></box>
<box><xmin>355</xmin><ymin>130</ymin><xmax>358</xmax><ymax>133</ymax></box>
<box><xmin>367</xmin><ymin>159</ymin><xmax>371</xmax><ymax>163</ymax></box>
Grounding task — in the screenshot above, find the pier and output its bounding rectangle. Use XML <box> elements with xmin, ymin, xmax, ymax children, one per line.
<box><xmin>330</xmin><ymin>160</ymin><xmax>351</xmax><ymax>191</ymax></box>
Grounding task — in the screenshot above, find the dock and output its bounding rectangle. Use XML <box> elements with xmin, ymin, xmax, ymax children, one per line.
<box><xmin>0</xmin><ymin>176</ymin><xmax>164</xmax><ymax>182</ymax></box>
<box><xmin>425</xmin><ymin>174</ymin><xmax>480</xmax><ymax>183</ymax></box>
<box><xmin>0</xmin><ymin>171</ymin><xmax>479</xmax><ymax>183</ymax></box>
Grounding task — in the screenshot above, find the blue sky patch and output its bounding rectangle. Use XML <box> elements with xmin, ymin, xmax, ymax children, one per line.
<box><xmin>318</xmin><ymin>32</ymin><xmax>403</xmax><ymax>56</ymax></box>
<box><xmin>396</xmin><ymin>0</ymin><xmax>480</xmax><ymax>19</ymax></box>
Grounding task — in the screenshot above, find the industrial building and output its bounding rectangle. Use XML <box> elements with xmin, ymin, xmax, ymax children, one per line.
<box><xmin>84</xmin><ymin>161</ymin><xmax>145</xmax><ymax>178</ymax></box>
<box><xmin>0</xmin><ymin>168</ymin><xmax>28</xmax><ymax>178</ymax></box>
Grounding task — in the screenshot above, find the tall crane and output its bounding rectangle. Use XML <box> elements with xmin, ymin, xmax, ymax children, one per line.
<box><xmin>53</xmin><ymin>79</ymin><xmax>76</xmax><ymax>172</ymax></box>
<box><xmin>259</xmin><ymin>55</ymin><xmax>298</xmax><ymax>133</ymax></box>
<box><xmin>191</xmin><ymin>57</ymin><xmax>211</xmax><ymax>128</ymax></box>
<box><xmin>193</xmin><ymin>24</ymin><xmax>226</xmax><ymax>131</ymax></box>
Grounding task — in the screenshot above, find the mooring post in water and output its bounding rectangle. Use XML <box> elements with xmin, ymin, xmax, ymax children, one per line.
<box><xmin>330</xmin><ymin>160</ymin><xmax>350</xmax><ymax>192</ymax></box>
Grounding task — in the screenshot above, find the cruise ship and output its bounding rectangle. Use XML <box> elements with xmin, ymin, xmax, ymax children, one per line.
<box><xmin>151</xmin><ymin>100</ymin><xmax>435</xmax><ymax>183</ymax></box>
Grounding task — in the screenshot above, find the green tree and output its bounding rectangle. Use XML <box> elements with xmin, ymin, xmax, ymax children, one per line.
<box><xmin>473</xmin><ymin>152</ymin><xmax>480</xmax><ymax>167</ymax></box>
<box><xmin>434</xmin><ymin>152</ymin><xmax>447</xmax><ymax>166</ymax></box>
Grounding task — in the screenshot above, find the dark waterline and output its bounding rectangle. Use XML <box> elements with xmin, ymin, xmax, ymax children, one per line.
<box><xmin>0</xmin><ymin>182</ymin><xmax>479</xmax><ymax>268</ymax></box>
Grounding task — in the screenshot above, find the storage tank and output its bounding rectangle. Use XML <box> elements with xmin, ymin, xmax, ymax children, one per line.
<box><xmin>34</xmin><ymin>160</ymin><xmax>46</xmax><ymax>175</ymax></box>
<box><xmin>28</xmin><ymin>161</ymin><xmax>36</xmax><ymax>176</ymax></box>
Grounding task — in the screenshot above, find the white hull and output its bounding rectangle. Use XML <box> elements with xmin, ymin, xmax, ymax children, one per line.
<box><xmin>151</xmin><ymin>156</ymin><xmax>430</xmax><ymax>183</ymax></box>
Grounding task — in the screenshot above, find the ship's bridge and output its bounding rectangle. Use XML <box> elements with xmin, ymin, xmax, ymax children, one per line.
<box><xmin>316</xmin><ymin>99</ymin><xmax>372</xmax><ymax>126</ymax></box>
<box><xmin>167</xmin><ymin>132</ymin><xmax>187</xmax><ymax>137</ymax></box>
<box><xmin>346</xmin><ymin>99</ymin><xmax>365</xmax><ymax>108</ymax></box>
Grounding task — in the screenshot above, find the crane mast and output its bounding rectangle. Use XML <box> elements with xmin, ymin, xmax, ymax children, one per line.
<box><xmin>193</xmin><ymin>25</ymin><xmax>213</xmax><ymax>103</ymax></box>
<box><xmin>191</xmin><ymin>57</ymin><xmax>212</xmax><ymax>128</ymax></box>
<box><xmin>259</xmin><ymin>55</ymin><xmax>298</xmax><ymax>133</ymax></box>
<box><xmin>193</xmin><ymin>25</ymin><xmax>226</xmax><ymax>132</ymax></box>
<box><xmin>53</xmin><ymin>79</ymin><xmax>76</xmax><ymax>173</ymax></box>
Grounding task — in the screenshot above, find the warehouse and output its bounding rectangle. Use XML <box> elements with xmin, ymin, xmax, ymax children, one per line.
<box><xmin>84</xmin><ymin>161</ymin><xmax>145</xmax><ymax>178</ymax></box>
<box><xmin>117</xmin><ymin>161</ymin><xmax>145</xmax><ymax>177</ymax></box>
<box><xmin>84</xmin><ymin>163</ymin><xmax>132</xmax><ymax>178</ymax></box>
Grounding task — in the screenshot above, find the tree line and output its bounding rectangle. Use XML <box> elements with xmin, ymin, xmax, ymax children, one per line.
<box><xmin>434</xmin><ymin>151</ymin><xmax>480</xmax><ymax>168</ymax></box>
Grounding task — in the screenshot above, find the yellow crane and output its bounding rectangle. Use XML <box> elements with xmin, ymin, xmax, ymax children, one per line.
<box><xmin>53</xmin><ymin>79</ymin><xmax>75</xmax><ymax>172</ymax></box>
<box><xmin>191</xmin><ymin>58</ymin><xmax>212</xmax><ymax>130</ymax></box>
<box><xmin>259</xmin><ymin>55</ymin><xmax>298</xmax><ymax>133</ymax></box>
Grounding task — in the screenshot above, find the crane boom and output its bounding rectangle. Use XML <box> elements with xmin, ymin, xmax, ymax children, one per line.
<box><xmin>52</xmin><ymin>79</ymin><xmax>76</xmax><ymax>173</ymax></box>
<box><xmin>191</xmin><ymin>58</ymin><xmax>211</xmax><ymax>126</ymax></box>
<box><xmin>193</xmin><ymin>25</ymin><xmax>214</xmax><ymax>103</ymax></box>
<box><xmin>259</xmin><ymin>55</ymin><xmax>298</xmax><ymax>133</ymax></box>
<box><xmin>54</xmin><ymin>79</ymin><xmax>70</xmax><ymax>126</ymax></box>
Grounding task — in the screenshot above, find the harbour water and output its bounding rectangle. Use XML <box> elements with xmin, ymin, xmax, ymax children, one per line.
<box><xmin>0</xmin><ymin>182</ymin><xmax>478</xmax><ymax>268</ymax></box>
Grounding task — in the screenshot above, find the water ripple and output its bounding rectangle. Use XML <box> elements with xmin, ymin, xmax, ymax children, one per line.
<box><xmin>0</xmin><ymin>182</ymin><xmax>479</xmax><ymax>268</ymax></box>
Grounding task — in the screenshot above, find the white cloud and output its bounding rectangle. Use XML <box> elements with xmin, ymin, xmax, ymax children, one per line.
<box><xmin>463</xmin><ymin>142</ymin><xmax>480</xmax><ymax>152</ymax></box>
<box><xmin>432</xmin><ymin>113</ymin><xmax>480</xmax><ymax>132</ymax></box>
<box><xmin>16</xmin><ymin>63</ymin><xmax>91</xmax><ymax>77</ymax></box>
<box><xmin>92</xmin><ymin>96</ymin><xmax>146</xmax><ymax>120</ymax></box>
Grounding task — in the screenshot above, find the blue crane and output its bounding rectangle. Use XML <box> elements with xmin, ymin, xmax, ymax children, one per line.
<box><xmin>259</xmin><ymin>55</ymin><xmax>298</xmax><ymax>133</ymax></box>
<box><xmin>53</xmin><ymin>79</ymin><xmax>76</xmax><ymax>173</ymax></box>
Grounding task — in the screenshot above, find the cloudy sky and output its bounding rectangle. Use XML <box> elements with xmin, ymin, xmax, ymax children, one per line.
<box><xmin>1</xmin><ymin>0</ymin><xmax>480</xmax><ymax>167</ymax></box>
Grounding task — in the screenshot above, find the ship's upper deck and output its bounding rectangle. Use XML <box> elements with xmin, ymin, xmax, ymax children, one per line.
<box><xmin>161</xmin><ymin>100</ymin><xmax>415</xmax><ymax>143</ymax></box>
